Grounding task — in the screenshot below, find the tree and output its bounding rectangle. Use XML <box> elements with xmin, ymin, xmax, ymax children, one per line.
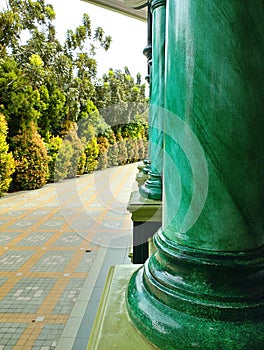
<box><xmin>64</xmin><ymin>123</ymin><xmax>84</xmax><ymax>178</ymax></box>
<box><xmin>0</xmin><ymin>114</ymin><xmax>15</xmax><ymax>196</ymax></box>
<box><xmin>93</xmin><ymin>68</ymin><xmax>148</xmax><ymax>133</ymax></box>
<box><xmin>0</xmin><ymin>1</ymin><xmax>112</xmax><ymax>139</ymax></box>
<box><xmin>62</xmin><ymin>14</ymin><xmax>112</xmax><ymax>124</ymax></box>
<box><xmin>0</xmin><ymin>0</ymin><xmax>56</xmax><ymax>57</ymax></box>
<box><xmin>11</xmin><ymin>122</ymin><xmax>49</xmax><ymax>190</ymax></box>
<box><xmin>0</xmin><ymin>57</ymin><xmax>42</xmax><ymax>138</ymax></box>
<box><xmin>0</xmin><ymin>0</ymin><xmax>148</xmax><ymax>192</ymax></box>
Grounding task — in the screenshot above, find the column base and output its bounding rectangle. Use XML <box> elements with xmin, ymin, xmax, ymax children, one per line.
<box><xmin>126</xmin><ymin>230</ymin><xmax>264</xmax><ymax>350</ymax></box>
<box><xmin>136</xmin><ymin>162</ymin><xmax>149</xmax><ymax>188</ymax></box>
<box><xmin>140</xmin><ymin>171</ymin><xmax>162</xmax><ymax>200</ymax></box>
<box><xmin>142</xmin><ymin>159</ymin><xmax>151</xmax><ymax>174</ymax></box>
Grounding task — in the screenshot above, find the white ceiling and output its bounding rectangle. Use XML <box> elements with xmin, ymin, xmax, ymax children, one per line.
<box><xmin>81</xmin><ymin>0</ymin><xmax>148</xmax><ymax>21</ymax></box>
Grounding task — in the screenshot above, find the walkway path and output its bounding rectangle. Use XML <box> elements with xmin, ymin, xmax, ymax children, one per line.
<box><xmin>0</xmin><ymin>163</ymin><xmax>139</xmax><ymax>350</ymax></box>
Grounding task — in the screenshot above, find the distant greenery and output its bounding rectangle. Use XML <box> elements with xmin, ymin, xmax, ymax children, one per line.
<box><xmin>0</xmin><ymin>114</ymin><xmax>15</xmax><ymax>196</ymax></box>
<box><xmin>0</xmin><ymin>0</ymin><xmax>148</xmax><ymax>195</ymax></box>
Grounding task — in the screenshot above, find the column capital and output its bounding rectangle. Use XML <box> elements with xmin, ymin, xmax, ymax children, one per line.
<box><xmin>150</xmin><ymin>0</ymin><xmax>166</xmax><ymax>12</ymax></box>
<box><xmin>143</xmin><ymin>45</ymin><xmax>152</xmax><ymax>60</ymax></box>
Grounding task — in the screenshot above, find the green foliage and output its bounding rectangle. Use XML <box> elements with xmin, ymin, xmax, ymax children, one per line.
<box><xmin>77</xmin><ymin>151</ymin><xmax>86</xmax><ymax>176</ymax></box>
<box><xmin>54</xmin><ymin>140</ymin><xmax>73</xmax><ymax>182</ymax></box>
<box><xmin>94</xmin><ymin>68</ymin><xmax>148</xmax><ymax>132</ymax></box>
<box><xmin>107</xmin><ymin>143</ymin><xmax>119</xmax><ymax>167</ymax></box>
<box><xmin>52</xmin><ymin>125</ymin><xmax>85</xmax><ymax>181</ymax></box>
<box><xmin>0</xmin><ymin>10</ymin><xmax>19</xmax><ymax>57</ymax></box>
<box><xmin>81</xmin><ymin>124</ymin><xmax>95</xmax><ymax>144</ymax></box>
<box><xmin>64</xmin><ymin>14</ymin><xmax>111</xmax><ymax>57</ymax></box>
<box><xmin>137</xmin><ymin>138</ymin><xmax>145</xmax><ymax>160</ymax></box>
<box><xmin>11</xmin><ymin>122</ymin><xmax>49</xmax><ymax>190</ymax></box>
<box><xmin>144</xmin><ymin>139</ymin><xmax>149</xmax><ymax>158</ymax></box>
<box><xmin>117</xmin><ymin>138</ymin><xmax>128</xmax><ymax>165</ymax></box>
<box><xmin>0</xmin><ymin>1</ymin><xmax>148</xmax><ymax>190</ymax></box>
<box><xmin>0</xmin><ymin>114</ymin><xmax>15</xmax><ymax>196</ymax></box>
<box><xmin>64</xmin><ymin>123</ymin><xmax>84</xmax><ymax>178</ymax></box>
<box><xmin>126</xmin><ymin>138</ymin><xmax>139</xmax><ymax>163</ymax></box>
<box><xmin>0</xmin><ymin>57</ymin><xmax>41</xmax><ymax>137</ymax></box>
<box><xmin>0</xmin><ymin>0</ymin><xmax>113</xmax><ymax>137</ymax></box>
<box><xmin>78</xmin><ymin>100</ymin><xmax>109</xmax><ymax>140</ymax></box>
<box><xmin>97</xmin><ymin>136</ymin><xmax>109</xmax><ymax>170</ymax></box>
<box><xmin>45</xmin><ymin>135</ymin><xmax>62</xmax><ymax>182</ymax></box>
<box><xmin>106</xmin><ymin>129</ymin><xmax>116</xmax><ymax>145</ymax></box>
<box><xmin>0</xmin><ymin>0</ymin><xmax>55</xmax><ymax>57</ymax></box>
<box><xmin>85</xmin><ymin>137</ymin><xmax>99</xmax><ymax>173</ymax></box>
<box><xmin>38</xmin><ymin>87</ymin><xmax>66</xmax><ymax>137</ymax></box>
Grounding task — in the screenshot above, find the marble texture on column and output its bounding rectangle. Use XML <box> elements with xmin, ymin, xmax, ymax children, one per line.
<box><xmin>163</xmin><ymin>0</ymin><xmax>264</xmax><ymax>251</ymax></box>
<box><xmin>148</xmin><ymin>0</ymin><xmax>166</xmax><ymax>176</ymax></box>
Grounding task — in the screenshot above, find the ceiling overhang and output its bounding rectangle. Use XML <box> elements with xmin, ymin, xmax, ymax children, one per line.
<box><xmin>81</xmin><ymin>0</ymin><xmax>148</xmax><ymax>21</ymax></box>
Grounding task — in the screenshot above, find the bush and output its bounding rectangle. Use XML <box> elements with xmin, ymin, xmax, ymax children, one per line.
<box><xmin>54</xmin><ymin>140</ymin><xmax>73</xmax><ymax>181</ymax></box>
<box><xmin>45</xmin><ymin>135</ymin><xmax>62</xmax><ymax>182</ymax></box>
<box><xmin>126</xmin><ymin>138</ymin><xmax>139</xmax><ymax>163</ymax></box>
<box><xmin>85</xmin><ymin>137</ymin><xmax>99</xmax><ymax>173</ymax></box>
<box><xmin>144</xmin><ymin>139</ymin><xmax>149</xmax><ymax>159</ymax></box>
<box><xmin>107</xmin><ymin>143</ymin><xmax>119</xmax><ymax>167</ymax></box>
<box><xmin>11</xmin><ymin>123</ymin><xmax>49</xmax><ymax>190</ymax></box>
<box><xmin>132</xmin><ymin>138</ymin><xmax>140</xmax><ymax>162</ymax></box>
<box><xmin>137</xmin><ymin>138</ymin><xmax>145</xmax><ymax>160</ymax></box>
<box><xmin>64</xmin><ymin>123</ymin><xmax>85</xmax><ymax>178</ymax></box>
<box><xmin>117</xmin><ymin>138</ymin><xmax>128</xmax><ymax>165</ymax></box>
<box><xmin>0</xmin><ymin>114</ymin><xmax>15</xmax><ymax>196</ymax></box>
<box><xmin>97</xmin><ymin>136</ymin><xmax>109</xmax><ymax>170</ymax></box>
<box><xmin>78</xmin><ymin>152</ymin><xmax>86</xmax><ymax>175</ymax></box>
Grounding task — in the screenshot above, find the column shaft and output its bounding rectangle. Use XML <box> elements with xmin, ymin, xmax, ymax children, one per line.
<box><xmin>163</xmin><ymin>0</ymin><xmax>264</xmax><ymax>251</ymax></box>
<box><xmin>140</xmin><ymin>0</ymin><xmax>166</xmax><ymax>200</ymax></box>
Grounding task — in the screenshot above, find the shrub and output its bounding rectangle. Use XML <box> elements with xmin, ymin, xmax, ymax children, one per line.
<box><xmin>97</xmin><ymin>136</ymin><xmax>109</xmax><ymax>170</ymax></box>
<box><xmin>137</xmin><ymin>138</ymin><xmax>145</xmax><ymax>160</ymax></box>
<box><xmin>144</xmin><ymin>139</ymin><xmax>149</xmax><ymax>159</ymax></box>
<box><xmin>106</xmin><ymin>128</ymin><xmax>116</xmax><ymax>145</ymax></box>
<box><xmin>0</xmin><ymin>114</ymin><xmax>15</xmax><ymax>196</ymax></box>
<box><xmin>132</xmin><ymin>138</ymin><xmax>140</xmax><ymax>162</ymax></box>
<box><xmin>78</xmin><ymin>152</ymin><xmax>86</xmax><ymax>175</ymax></box>
<box><xmin>11</xmin><ymin>123</ymin><xmax>49</xmax><ymax>190</ymax></box>
<box><xmin>45</xmin><ymin>135</ymin><xmax>62</xmax><ymax>182</ymax></box>
<box><xmin>107</xmin><ymin>143</ymin><xmax>119</xmax><ymax>167</ymax></box>
<box><xmin>54</xmin><ymin>140</ymin><xmax>73</xmax><ymax>181</ymax></box>
<box><xmin>85</xmin><ymin>137</ymin><xmax>99</xmax><ymax>173</ymax></box>
<box><xmin>126</xmin><ymin>138</ymin><xmax>139</xmax><ymax>163</ymax></box>
<box><xmin>117</xmin><ymin>138</ymin><xmax>128</xmax><ymax>165</ymax></box>
<box><xmin>64</xmin><ymin>123</ymin><xmax>85</xmax><ymax>178</ymax></box>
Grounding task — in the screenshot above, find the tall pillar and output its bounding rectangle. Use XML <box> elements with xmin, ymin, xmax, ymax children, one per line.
<box><xmin>126</xmin><ymin>1</ymin><xmax>264</xmax><ymax>349</ymax></box>
<box><xmin>140</xmin><ymin>0</ymin><xmax>166</xmax><ymax>200</ymax></box>
<box><xmin>141</xmin><ymin>3</ymin><xmax>152</xmax><ymax>176</ymax></box>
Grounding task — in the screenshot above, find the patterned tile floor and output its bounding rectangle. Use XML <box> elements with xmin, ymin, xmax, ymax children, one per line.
<box><xmin>0</xmin><ymin>164</ymin><xmax>138</xmax><ymax>350</ymax></box>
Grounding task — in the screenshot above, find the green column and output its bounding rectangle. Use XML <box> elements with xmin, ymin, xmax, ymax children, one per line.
<box><xmin>141</xmin><ymin>4</ymin><xmax>152</xmax><ymax>176</ymax></box>
<box><xmin>127</xmin><ymin>1</ymin><xmax>264</xmax><ymax>349</ymax></box>
<box><xmin>140</xmin><ymin>0</ymin><xmax>166</xmax><ymax>200</ymax></box>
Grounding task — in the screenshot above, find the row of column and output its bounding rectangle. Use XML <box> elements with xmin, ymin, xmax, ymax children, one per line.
<box><xmin>127</xmin><ymin>0</ymin><xmax>263</xmax><ymax>349</ymax></box>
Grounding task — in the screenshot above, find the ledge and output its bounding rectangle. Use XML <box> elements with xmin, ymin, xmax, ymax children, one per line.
<box><xmin>127</xmin><ymin>190</ymin><xmax>162</xmax><ymax>222</ymax></box>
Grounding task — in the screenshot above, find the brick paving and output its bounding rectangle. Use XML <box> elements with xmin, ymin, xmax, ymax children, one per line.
<box><xmin>0</xmin><ymin>164</ymin><xmax>138</xmax><ymax>350</ymax></box>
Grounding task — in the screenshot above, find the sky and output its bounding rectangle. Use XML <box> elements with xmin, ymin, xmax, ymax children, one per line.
<box><xmin>48</xmin><ymin>0</ymin><xmax>148</xmax><ymax>80</ymax></box>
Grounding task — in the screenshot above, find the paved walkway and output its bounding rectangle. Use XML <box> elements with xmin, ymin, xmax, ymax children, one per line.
<box><xmin>0</xmin><ymin>163</ymin><xmax>139</xmax><ymax>350</ymax></box>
